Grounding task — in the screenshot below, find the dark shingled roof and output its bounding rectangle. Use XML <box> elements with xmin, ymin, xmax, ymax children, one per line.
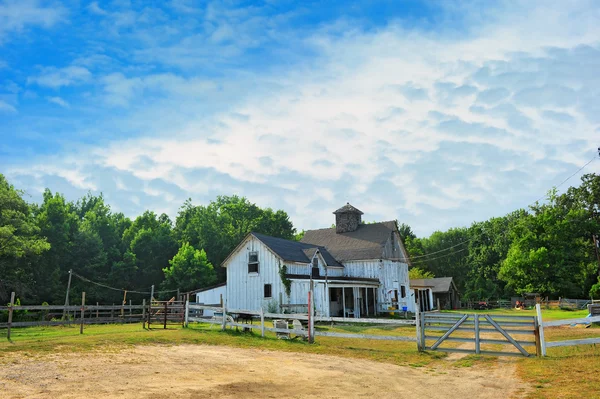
<box><xmin>410</xmin><ymin>277</ymin><xmax>457</xmax><ymax>293</ymax></box>
<box><xmin>252</xmin><ymin>232</ymin><xmax>342</xmax><ymax>267</ymax></box>
<box><xmin>300</xmin><ymin>221</ymin><xmax>397</xmax><ymax>261</ymax></box>
<box><xmin>333</xmin><ymin>203</ymin><xmax>364</xmax><ymax>215</ymax></box>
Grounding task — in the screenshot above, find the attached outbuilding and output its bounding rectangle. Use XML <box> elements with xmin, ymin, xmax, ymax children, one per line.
<box><xmin>410</xmin><ymin>277</ymin><xmax>459</xmax><ymax>310</ymax></box>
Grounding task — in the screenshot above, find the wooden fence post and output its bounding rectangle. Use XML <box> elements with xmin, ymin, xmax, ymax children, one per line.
<box><xmin>536</xmin><ymin>304</ymin><xmax>546</xmax><ymax>356</ymax></box>
<box><xmin>415</xmin><ymin>308</ymin><xmax>422</xmax><ymax>351</ymax></box>
<box><xmin>185</xmin><ymin>300</ymin><xmax>189</xmax><ymax>328</ymax></box>
<box><xmin>80</xmin><ymin>292</ymin><xmax>86</xmax><ymax>334</ymax></box>
<box><xmin>96</xmin><ymin>302</ymin><xmax>99</xmax><ymax>319</ymax></box>
<box><xmin>474</xmin><ymin>314</ymin><xmax>480</xmax><ymax>354</ymax></box>
<box><xmin>221</xmin><ymin>302</ymin><xmax>227</xmax><ymax>331</ymax></box>
<box><xmin>308</xmin><ymin>280</ymin><xmax>315</xmax><ymax>343</ymax></box>
<box><xmin>111</xmin><ymin>304</ymin><xmax>114</xmax><ymax>320</ymax></box>
<box><xmin>163</xmin><ymin>301</ymin><xmax>168</xmax><ymax>329</ymax></box>
<box><xmin>7</xmin><ymin>292</ymin><xmax>15</xmax><ymax>341</ymax></box>
<box><xmin>129</xmin><ymin>300</ymin><xmax>132</xmax><ymax>318</ymax></box>
<box><xmin>260</xmin><ymin>307</ymin><xmax>265</xmax><ymax>337</ymax></box>
<box><xmin>142</xmin><ymin>299</ymin><xmax>146</xmax><ymax>328</ymax></box>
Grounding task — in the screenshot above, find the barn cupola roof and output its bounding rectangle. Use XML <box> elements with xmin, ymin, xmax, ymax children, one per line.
<box><xmin>333</xmin><ymin>203</ymin><xmax>363</xmax><ymax>234</ymax></box>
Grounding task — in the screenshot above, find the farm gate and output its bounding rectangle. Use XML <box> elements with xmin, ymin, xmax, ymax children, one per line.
<box><xmin>418</xmin><ymin>312</ymin><xmax>538</xmax><ymax>357</ymax></box>
<box><xmin>145</xmin><ymin>300</ymin><xmax>185</xmax><ymax>329</ymax></box>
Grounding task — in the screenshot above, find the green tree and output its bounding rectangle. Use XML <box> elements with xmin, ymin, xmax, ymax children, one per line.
<box><xmin>409</xmin><ymin>267</ymin><xmax>434</xmax><ymax>279</ymax></box>
<box><xmin>499</xmin><ymin>191</ymin><xmax>596</xmax><ymax>297</ymax></box>
<box><xmin>162</xmin><ymin>243</ymin><xmax>216</xmax><ymax>292</ymax></box>
<box><xmin>174</xmin><ymin>195</ymin><xmax>295</xmax><ymax>280</ymax></box>
<box><xmin>0</xmin><ymin>174</ymin><xmax>50</xmax><ymax>301</ymax></box>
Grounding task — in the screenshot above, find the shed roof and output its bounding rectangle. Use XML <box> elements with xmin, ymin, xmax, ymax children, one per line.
<box><xmin>409</xmin><ymin>277</ymin><xmax>457</xmax><ymax>293</ymax></box>
<box><xmin>300</xmin><ymin>221</ymin><xmax>398</xmax><ymax>261</ymax></box>
<box><xmin>252</xmin><ymin>232</ymin><xmax>342</xmax><ymax>267</ymax></box>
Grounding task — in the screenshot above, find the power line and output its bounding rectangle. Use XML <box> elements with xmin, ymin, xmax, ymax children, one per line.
<box><xmin>71</xmin><ymin>271</ymin><xmax>178</xmax><ymax>295</ymax></box>
<box><xmin>406</xmin><ymin>152</ymin><xmax>599</xmax><ymax>263</ymax></box>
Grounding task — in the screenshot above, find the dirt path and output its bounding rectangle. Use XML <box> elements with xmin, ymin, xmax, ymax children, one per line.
<box><xmin>0</xmin><ymin>344</ymin><xmax>529</xmax><ymax>399</ymax></box>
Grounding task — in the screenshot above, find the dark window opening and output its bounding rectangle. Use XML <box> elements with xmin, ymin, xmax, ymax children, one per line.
<box><xmin>248</xmin><ymin>252</ymin><xmax>259</xmax><ymax>273</ymax></box>
<box><xmin>264</xmin><ymin>284</ymin><xmax>272</xmax><ymax>298</ymax></box>
<box><xmin>401</xmin><ymin>285</ymin><xmax>406</xmax><ymax>298</ymax></box>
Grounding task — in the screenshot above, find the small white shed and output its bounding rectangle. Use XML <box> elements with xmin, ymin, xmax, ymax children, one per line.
<box><xmin>194</xmin><ymin>283</ymin><xmax>226</xmax><ymax>317</ymax></box>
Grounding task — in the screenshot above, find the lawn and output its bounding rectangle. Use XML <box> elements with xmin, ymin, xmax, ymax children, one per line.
<box><xmin>1</xmin><ymin>308</ymin><xmax>598</xmax><ymax>399</ymax></box>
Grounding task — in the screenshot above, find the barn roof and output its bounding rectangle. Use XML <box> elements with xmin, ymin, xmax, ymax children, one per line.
<box><xmin>252</xmin><ymin>232</ymin><xmax>342</xmax><ymax>267</ymax></box>
<box><xmin>410</xmin><ymin>277</ymin><xmax>457</xmax><ymax>294</ymax></box>
<box><xmin>300</xmin><ymin>221</ymin><xmax>398</xmax><ymax>261</ymax></box>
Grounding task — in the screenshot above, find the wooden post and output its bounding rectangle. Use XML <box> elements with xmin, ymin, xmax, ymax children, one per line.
<box><xmin>373</xmin><ymin>288</ymin><xmax>378</xmax><ymax>316</ymax></box>
<box><xmin>220</xmin><ymin>293</ymin><xmax>223</xmax><ymax>307</ymax></box>
<box><xmin>307</xmin><ymin>289</ymin><xmax>312</xmax><ymax>343</ymax></box>
<box><xmin>342</xmin><ymin>287</ymin><xmax>346</xmax><ymax>318</ymax></box>
<box><xmin>437</xmin><ymin>298</ymin><xmax>441</xmax><ymax>311</ymax></box>
<box><xmin>221</xmin><ymin>302</ymin><xmax>227</xmax><ymax>331</ymax></box>
<box><xmin>184</xmin><ymin>300</ymin><xmax>189</xmax><ymax>328</ymax></box>
<box><xmin>150</xmin><ymin>285</ymin><xmax>155</xmax><ymax>303</ymax></box>
<box><xmin>96</xmin><ymin>302</ymin><xmax>99</xmax><ymax>319</ymax></box>
<box><xmin>260</xmin><ymin>307</ymin><xmax>265</xmax><ymax>337</ymax></box>
<box><xmin>142</xmin><ymin>299</ymin><xmax>146</xmax><ymax>328</ymax></box>
<box><xmin>163</xmin><ymin>301</ymin><xmax>168</xmax><ymax>329</ymax></box>
<box><xmin>536</xmin><ymin>304</ymin><xmax>546</xmax><ymax>356</ymax></box>
<box><xmin>129</xmin><ymin>300</ymin><xmax>132</xmax><ymax>317</ymax></box>
<box><xmin>80</xmin><ymin>292</ymin><xmax>86</xmax><ymax>334</ymax></box>
<box><xmin>474</xmin><ymin>314</ymin><xmax>480</xmax><ymax>354</ymax></box>
<box><xmin>62</xmin><ymin>269</ymin><xmax>72</xmax><ymax>320</ymax></box>
<box><xmin>7</xmin><ymin>292</ymin><xmax>15</xmax><ymax>341</ymax></box>
<box><xmin>415</xmin><ymin>307</ymin><xmax>422</xmax><ymax>351</ymax></box>
<box><xmin>278</xmin><ymin>292</ymin><xmax>283</xmax><ymax>313</ymax></box>
<box><xmin>308</xmin><ymin>279</ymin><xmax>315</xmax><ymax>343</ymax></box>
<box><xmin>365</xmin><ymin>288</ymin><xmax>369</xmax><ymax>317</ymax></box>
<box><xmin>111</xmin><ymin>304</ymin><xmax>114</xmax><ymax>320</ymax></box>
<box><xmin>177</xmin><ymin>289</ymin><xmax>180</xmax><ymax>302</ymax></box>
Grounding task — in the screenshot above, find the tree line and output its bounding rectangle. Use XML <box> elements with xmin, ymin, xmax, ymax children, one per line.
<box><xmin>1</xmin><ymin>172</ymin><xmax>599</xmax><ymax>305</ymax></box>
<box><xmin>0</xmin><ymin>174</ymin><xmax>295</xmax><ymax>305</ymax></box>
<box><xmin>403</xmin><ymin>173</ymin><xmax>600</xmax><ymax>301</ymax></box>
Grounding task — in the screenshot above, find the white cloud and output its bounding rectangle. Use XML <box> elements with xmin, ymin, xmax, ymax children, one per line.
<box><xmin>47</xmin><ymin>96</ymin><xmax>69</xmax><ymax>108</ymax></box>
<box><xmin>88</xmin><ymin>1</ymin><xmax>107</xmax><ymax>16</ymax></box>
<box><xmin>0</xmin><ymin>0</ymin><xmax>66</xmax><ymax>43</ymax></box>
<box><xmin>7</xmin><ymin>1</ymin><xmax>600</xmax><ymax>236</ymax></box>
<box><xmin>28</xmin><ymin>66</ymin><xmax>92</xmax><ymax>88</ymax></box>
<box><xmin>0</xmin><ymin>99</ymin><xmax>17</xmax><ymax>113</ymax></box>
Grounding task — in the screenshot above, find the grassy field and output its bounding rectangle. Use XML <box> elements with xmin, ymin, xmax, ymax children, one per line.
<box><xmin>0</xmin><ymin>309</ymin><xmax>598</xmax><ymax>399</ymax></box>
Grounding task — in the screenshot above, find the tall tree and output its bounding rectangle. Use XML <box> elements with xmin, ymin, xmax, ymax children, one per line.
<box><xmin>162</xmin><ymin>243</ymin><xmax>216</xmax><ymax>292</ymax></box>
<box><xmin>174</xmin><ymin>195</ymin><xmax>295</xmax><ymax>280</ymax></box>
<box><xmin>0</xmin><ymin>175</ymin><xmax>50</xmax><ymax>301</ymax></box>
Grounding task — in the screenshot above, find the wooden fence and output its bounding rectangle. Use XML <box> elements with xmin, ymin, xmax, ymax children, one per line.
<box><xmin>0</xmin><ymin>292</ymin><xmax>148</xmax><ymax>340</ymax></box>
<box><xmin>186</xmin><ymin>303</ymin><xmax>416</xmax><ymax>343</ymax></box>
<box><xmin>536</xmin><ymin>304</ymin><xmax>600</xmax><ymax>355</ymax></box>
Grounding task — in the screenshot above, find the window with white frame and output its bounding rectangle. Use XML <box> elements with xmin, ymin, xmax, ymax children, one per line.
<box><xmin>248</xmin><ymin>251</ymin><xmax>259</xmax><ymax>273</ymax></box>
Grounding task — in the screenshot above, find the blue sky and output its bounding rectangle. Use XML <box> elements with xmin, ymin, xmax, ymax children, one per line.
<box><xmin>1</xmin><ymin>0</ymin><xmax>599</xmax><ymax>236</ymax></box>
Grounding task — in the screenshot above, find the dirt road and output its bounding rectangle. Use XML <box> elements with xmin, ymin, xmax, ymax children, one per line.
<box><xmin>0</xmin><ymin>344</ymin><xmax>529</xmax><ymax>398</ymax></box>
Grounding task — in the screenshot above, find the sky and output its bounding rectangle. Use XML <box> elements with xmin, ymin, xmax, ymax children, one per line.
<box><xmin>1</xmin><ymin>0</ymin><xmax>599</xmax><ymax>237</ymax></box>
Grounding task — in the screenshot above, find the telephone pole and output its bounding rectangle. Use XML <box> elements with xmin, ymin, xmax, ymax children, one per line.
<box><xmin>62</xmin><ymin>269</ymin><xmax>73</xmax><ymax>320</ymax></box>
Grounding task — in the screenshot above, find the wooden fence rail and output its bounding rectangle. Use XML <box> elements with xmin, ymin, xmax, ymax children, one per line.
<box><xmin>186</xmin><ymin>303</ymin><xmax>416</xmax><ymax>343</ymax></box>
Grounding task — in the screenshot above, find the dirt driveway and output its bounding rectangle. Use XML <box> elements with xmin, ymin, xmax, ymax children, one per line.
<box><xmin>0</xmin><ymin>344</ymin><xmax>529</xmax><ymax>399</ymax></box>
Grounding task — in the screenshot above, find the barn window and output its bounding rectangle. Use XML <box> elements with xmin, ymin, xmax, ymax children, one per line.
<box><xmin>264</xmin><ymin>284</ymin><xmax>272</xmax><ymax>298</ymax></box>
<box><xmin>248</xmin><ymin>252</ymin><xmax>259</xmax><ymax>273</ymax></box>
<box><xmin>401</xmin><ymin>285</ymin><xmax>406</xmax><ymax>298</ymax></box>
<box><xmin>312</xmin><ymin>257</ymin><xmax>318</xmax><ymax>267</ymax></box>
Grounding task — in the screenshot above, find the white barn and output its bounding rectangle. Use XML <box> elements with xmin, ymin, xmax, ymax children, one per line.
<box><xmin>208</xmin><ymin>203</ymin><xmax>420</xmax><ymax>317</ymax></box>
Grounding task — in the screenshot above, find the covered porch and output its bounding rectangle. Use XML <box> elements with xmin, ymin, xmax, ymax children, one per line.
<box><xmin>327</xmin><ymin>283</ymin><xmax>379</xmax><ymax>318</ymax></box>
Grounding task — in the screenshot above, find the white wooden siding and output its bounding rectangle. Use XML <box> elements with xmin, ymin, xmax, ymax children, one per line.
<box><xmin>225</xmin><ymin>236</ymin><xmax>286</xmax><ymax>311</ymax></box>
<box><xmin>195</xmin><ymin>285</ymin><xmax>226</xmax><ymax>316</ymax></box>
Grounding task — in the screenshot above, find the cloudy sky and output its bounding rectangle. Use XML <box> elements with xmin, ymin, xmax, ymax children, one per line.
<box><xmin>1</xmin><ymin>0</ymin><xmax>599</xmax><ymax>236</ymax></box>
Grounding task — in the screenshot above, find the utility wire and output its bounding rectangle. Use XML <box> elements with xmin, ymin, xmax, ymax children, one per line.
<box><xmin>406</xmin><ymin>152</ymin><xmax>599</xmax><ymax>263</ymax></box>
<box><xmin>71</xmin><ymin>271</ymin><xmax>178</xmax><ymax>295</ymax></box>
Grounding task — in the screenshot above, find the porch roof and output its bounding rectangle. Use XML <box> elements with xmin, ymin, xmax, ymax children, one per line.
<box><xmin>286</xmin><ymin>274</ymin><xmax>379</xmax><ymax>285</ymax></box>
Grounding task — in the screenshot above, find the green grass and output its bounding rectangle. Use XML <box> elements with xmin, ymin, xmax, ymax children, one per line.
<box><xmin>1</xmin><ymin>310</ymin><xmax>598</xmax><ymax>399</ymax></box>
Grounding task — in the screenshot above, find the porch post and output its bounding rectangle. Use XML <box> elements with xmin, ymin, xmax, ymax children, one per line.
<box><xmin>342</xmin><ymin>287</ymin><xmax>346</xmax><ymax>318</ymax></box>
<box><xmin>373</xmin><ymin>288</ymin><xmax>377</xmax><ymax>316</ymax></box>
<box><xmin>365</xmin><ymin>287</ymin><xmax>369</xmax><ymax>317</ymax></box>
